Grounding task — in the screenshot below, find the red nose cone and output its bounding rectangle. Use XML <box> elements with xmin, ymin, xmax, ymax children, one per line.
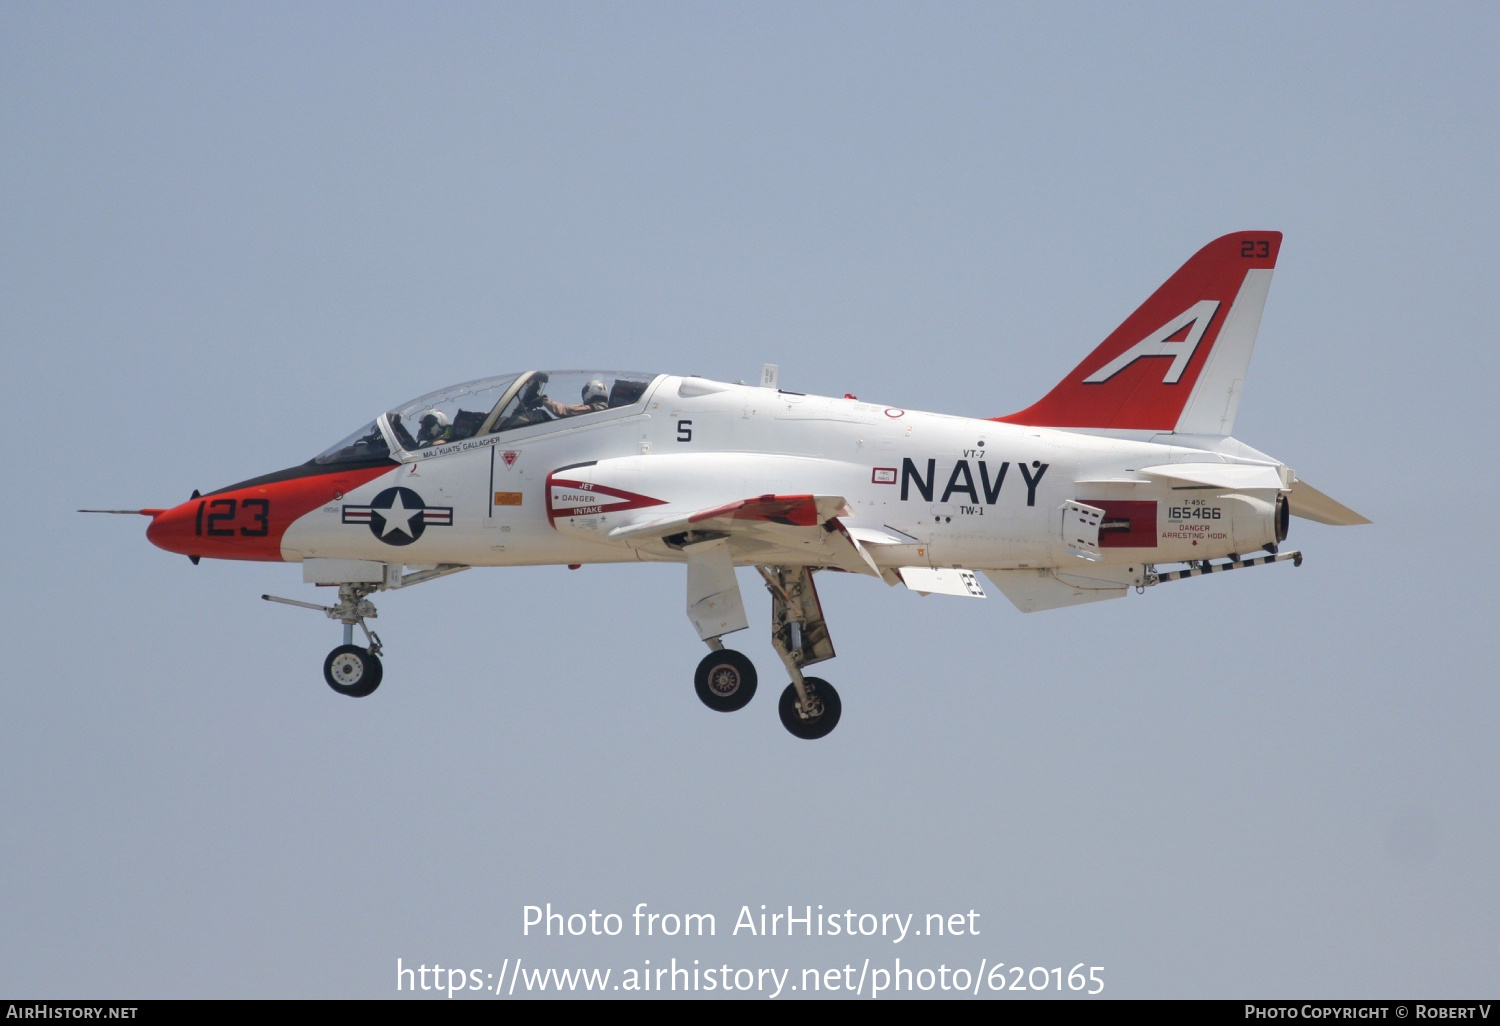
<box><xmin>146</xmin><ymin>462</ymin><xmax>393</xmax><ymax>563</ymax></box>
<box><xmin>146</xmin><ymin>502</ymin><xmax>199</xmax><ymax>557</ymax></box>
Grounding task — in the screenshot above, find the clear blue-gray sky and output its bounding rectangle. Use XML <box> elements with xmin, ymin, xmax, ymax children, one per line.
<box><xmin>3</xmin><ymin>1</ymin><xmax>1496</xmax><ymax>998</ymax></box>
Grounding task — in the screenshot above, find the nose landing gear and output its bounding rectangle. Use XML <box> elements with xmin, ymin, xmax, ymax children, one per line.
<box><xmin>265</xmin><ymin>583</ymin><xmax>385</xmax><ymax>698</ymax></box>
<box><xmin>324</xmin><ymin>642</ymin><xmax>383</xmax><ymax>697</ymax></box>
<box><xmin>263</xmin><ymin>562</ymin><xmax>467</xmax><ymax>699</ymax></box>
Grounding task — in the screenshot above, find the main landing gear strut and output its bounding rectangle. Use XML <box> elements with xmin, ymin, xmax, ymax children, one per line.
<box><xmin>684</xmin><ymin>542</ymin><xmax>842</xmax><ymax>739</ymax></box>
<box><xmin>263</xmin><ymin>563</ymin><xmax>468</xmax><ymax>698</ymax></box>
<box><xmin>760</xmin><ymin>565</ymin><xmax>841</xmax><ymax>740</ymax></box>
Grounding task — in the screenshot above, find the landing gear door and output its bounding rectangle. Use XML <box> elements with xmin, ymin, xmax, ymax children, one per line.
<box><xmin>684</xmin><ymin>537</ymin><xmax>749</xmax><ymax>642</ymax></box>
<box><xmin>763</xmin><ymin>566</ymin><xmax>835</xmax><ymax>669</ymax></box>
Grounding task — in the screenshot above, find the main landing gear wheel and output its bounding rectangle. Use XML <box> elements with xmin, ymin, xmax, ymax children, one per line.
<box><xmin>778</xmin><ymin>677</ymin><xmax>841</xmax><ymax>740</ymax></box>
<box><xmin>323</xmin><ymin>644</ymin><xmax>383</xmax><ymax>698</ymax></box>
<box><xmin>694</xmin><ymin>649</ymin><xmax>758</xmax><ymax>712</ymax></box>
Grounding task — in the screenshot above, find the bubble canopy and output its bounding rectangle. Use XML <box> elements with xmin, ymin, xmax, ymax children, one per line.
<box><xmin>312</xmin><ymin>371</ymin><xmax>659</xmax><ymax>465</ymax></box>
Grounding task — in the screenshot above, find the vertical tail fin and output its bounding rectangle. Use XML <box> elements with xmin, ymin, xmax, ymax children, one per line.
<box><xmin>997</xmin><ymin>231</ymin><xmax>1281</xmax><ymax>434</ymax></box>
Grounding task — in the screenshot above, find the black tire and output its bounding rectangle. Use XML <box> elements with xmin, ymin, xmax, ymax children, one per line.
<box><xmin>323</xmin><ymin>644</ymin><xmax>383</xmax><ymax>698</ymax></box>
<box><xmin>778</xmin><ymin>677</ymin><xmax>841</xmax><ymax>740</ymax></box>
<box><xmin>694</xmin><ymin>649</ymin><xmax>758</xmax><ymax>712</ymax></box>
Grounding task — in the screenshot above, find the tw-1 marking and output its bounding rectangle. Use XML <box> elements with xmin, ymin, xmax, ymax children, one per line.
<box><xmin>93</xmin><ymin>232</ymin><xmax>1367</xmax><ymax>740</ymax></box>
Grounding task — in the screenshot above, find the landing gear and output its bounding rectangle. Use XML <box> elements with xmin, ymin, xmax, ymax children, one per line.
<box><xmin>694</xmin><ymin>648</ymin><xmax>757</xmax><ymax>712</ymax></box>
<box><xmin>679</xmin><ymin>558</ymin><xmax>845</xmax><ymax>738</ymax></box>
<box><xmin>263</xmin><ymin>562</ymin><xmax>468</xmax><ymax>698</ymax></box>
<box><xmin>760</xmin><ymin>566</ymin><xmax>842</xmax><ymax>740</ymax></box>
<box><xmin>323</xmin><ymin>644</ymin><xmax>383</xmax><ymax>697</ymax></box>
<box><xmin>778</xmin><ymin>677</ymin><xmax>841</xmax><ymax>740</ymax></box>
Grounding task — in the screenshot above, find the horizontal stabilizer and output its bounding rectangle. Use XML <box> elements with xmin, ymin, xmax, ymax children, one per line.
<box><xmin>1288</xmin><ymin>480</ymin><xmax>1370</xmax><ymax>525</ymax></box>
<box><xmin>896</xmin><ymin>567</ymin><xmax>987</xmax><ymax>598</ymax></box>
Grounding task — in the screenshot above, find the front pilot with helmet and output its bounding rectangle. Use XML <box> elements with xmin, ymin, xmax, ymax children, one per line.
<box><xmin>416</xmin><ymin>409</ymin><xmax>452</xmax><ymax>446</ymax></box>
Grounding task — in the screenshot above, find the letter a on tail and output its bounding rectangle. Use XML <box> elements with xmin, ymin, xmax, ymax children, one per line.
<box><xmin>998</xmin><ymin>231</ymin><xmax>1281</xmax><ymax>434</ymax></box>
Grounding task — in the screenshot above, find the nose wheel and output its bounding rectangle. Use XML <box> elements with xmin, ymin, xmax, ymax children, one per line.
<box><xmin>264</xmin><ymin>582</ymin><xmax>385</xmax><ymax>699</ymax></box>
<box><xmin>324</xmin><ymin>644</ymin><xmax>383</xmax><ymax>697</ymax></box>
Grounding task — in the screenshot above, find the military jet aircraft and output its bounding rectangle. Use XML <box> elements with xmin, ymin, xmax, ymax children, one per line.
<box><xmin>92</xmin><ymin>231</ymin><xmax>1366</xmax><ymax>739</ymax></box>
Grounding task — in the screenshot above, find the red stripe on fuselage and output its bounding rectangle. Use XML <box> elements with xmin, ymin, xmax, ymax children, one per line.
<box><xmin>147</xmin><ymin>463</ymin><xmax>393</xmax><ymax>562</ymax></box>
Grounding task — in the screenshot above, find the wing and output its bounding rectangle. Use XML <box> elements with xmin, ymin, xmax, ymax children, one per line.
<box><xmin>608</xmin><ymin>493</ymin><xmax>882</xmax><ymax>576</ymax></box>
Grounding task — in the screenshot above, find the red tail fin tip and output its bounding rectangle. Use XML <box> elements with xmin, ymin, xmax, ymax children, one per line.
<box><xmin>997</xmin><ymin>231</ymin><xmax>1282</xmax><ymax>434</ymax></box>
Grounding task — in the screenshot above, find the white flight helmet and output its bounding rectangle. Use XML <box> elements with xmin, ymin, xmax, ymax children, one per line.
<box><xmin>419</xmin><ymin>409</ymin><xmax>451</xmax><ymax>439</ymax></box>
<box><xmin>582</xmin><ymin>379</ymin><xmax>608</xmax><ymax>404</ymax></box>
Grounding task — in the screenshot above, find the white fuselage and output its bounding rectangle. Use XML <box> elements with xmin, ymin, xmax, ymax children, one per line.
<box><xmin>279</xmin><ymin>375</ymin><xmax>1287</xmax><ymax>574</ymax></box>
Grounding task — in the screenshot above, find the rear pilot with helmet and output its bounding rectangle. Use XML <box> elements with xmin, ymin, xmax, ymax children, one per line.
<box><xmin>543</xmin><ymin>379</ymin><xmax>609</xmax><ymax>418</ymax></box>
